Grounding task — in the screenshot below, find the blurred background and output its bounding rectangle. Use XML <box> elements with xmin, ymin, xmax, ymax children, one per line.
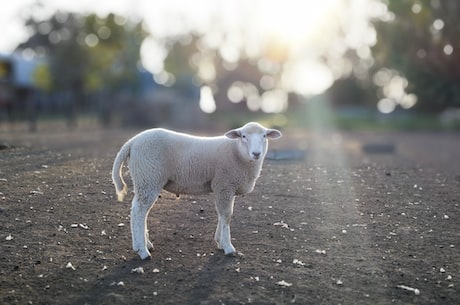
<box><xmin>1</xmin><ymin>0</ymin><xmax>460</xmax><ymax>132</ymax></box>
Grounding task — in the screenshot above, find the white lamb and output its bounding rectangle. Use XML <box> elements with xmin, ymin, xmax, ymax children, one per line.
<box><xmin>112</xmin><ymin>122</ymin><xmax>282</xmax><ymax>260</ymax></box>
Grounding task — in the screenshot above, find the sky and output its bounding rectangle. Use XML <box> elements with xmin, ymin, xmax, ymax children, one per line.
<box><xmin>0</xmin><ymin>0</ymin><xmax>384</xmax><ymax>107</ymax></box>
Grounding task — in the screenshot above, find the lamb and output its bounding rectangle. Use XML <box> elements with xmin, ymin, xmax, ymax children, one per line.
<box><xmin>112</xmin><ymin>122</ymin><xmax>282</xmax><ymax>260</ymax></box>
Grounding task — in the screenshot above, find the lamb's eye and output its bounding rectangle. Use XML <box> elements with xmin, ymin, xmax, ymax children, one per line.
<box><xmin>242</xmin><ymin>135</ymin><xmax>247</xmax><ymax>139</ymax></box>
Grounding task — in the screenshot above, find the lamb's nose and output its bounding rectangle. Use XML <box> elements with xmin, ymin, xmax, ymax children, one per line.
<box><xmin>253</xmin><ymin>152</ymin><xmax>261</xmax><ymax>158</ymax></box>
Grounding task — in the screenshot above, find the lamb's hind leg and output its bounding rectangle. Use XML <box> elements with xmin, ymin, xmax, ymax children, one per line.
<box><xmin>131</xmin><ymin>191</ymin><xmax>159</xmax><ymax>260</ymax></box>
<box><xmin>214</xmin><ymin>191</ymin><xmax>236</xmax><ymax>256</ymax></box>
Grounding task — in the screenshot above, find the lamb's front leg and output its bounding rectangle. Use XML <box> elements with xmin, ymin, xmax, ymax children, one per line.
<box><xmin>214</xmin><ymin>191</ymin><xmax>236</xmax><ymax>256</ymax></box>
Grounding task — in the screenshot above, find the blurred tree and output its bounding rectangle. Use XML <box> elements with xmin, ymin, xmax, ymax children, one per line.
<box><xmin>163</xmin><ymin>35</ymin><xmax>201</xmax><ymax>97</ymax></box>
<box><xmin>327</xmin><ymin>76</ymin><xmax>374</xmax><ymax>108</ymax></box>
<box><xmin>17</xmin><ymin>9</ymin><xmax>146</xmax><ymax>125</ymax></box>
<box><xmin>163</xmin><ymin>35</ymin><xmax>198</xmax><ymax>79</ymax></box>
<box><xmin>372</xmin><ymin>0</ymin><xmax>460</xmax><ymax>113</ymax></box>
<box><xmin>84</xmin><ymin>14</ymin><xmax>146</xmax><ymax>96</ymax></box>
<box><xmin>162</xmin><ymin>34</ymin><xmax>273</xmax><ymax>112</ymax></box>
<box><xmin>213</xmin><ymin>59</ymin><xmax>266</xmax><ymax>112</ymax></box>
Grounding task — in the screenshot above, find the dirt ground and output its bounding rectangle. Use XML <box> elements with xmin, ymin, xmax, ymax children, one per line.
<box><xmin>0</xmin><ymin>124</ymin><xmax>459</xmax><ymax>305</ymax></box>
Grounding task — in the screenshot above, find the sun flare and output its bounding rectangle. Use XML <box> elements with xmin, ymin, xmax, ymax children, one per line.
<box><xmin>253</xmin><ymin>0</ymin><xmax>343</xmax><ymax>60</ymax></box>
<box><xmin>240</xmin><ymin>0</ymin><xmax>344</xmax><ymax>97</ymax></box>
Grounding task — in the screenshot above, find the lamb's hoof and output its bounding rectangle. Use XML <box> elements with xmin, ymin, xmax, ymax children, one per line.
<box><xmin>140</xmin><ymin>254</ymin><xmax>152</xmax><ymax>260</ymax></box>
<box><xmin>223</xmin><ymin>246</ymin><xmax>239</xmax><ymax>257</ymax></box>
<box><xmin>225</xmin><ymin>251</ymin><xmax>237</xmax><ymax>257</ymax></box>
<box><xmin>227</xmin><ymin>251</ymin><xmax>244</xmax><ymax>257</ymax></box>
<box><xmin>137</xmin><ymin>250</ymin><xmax>152</xmax><ymax>260</ymax></box>
<box><xmin>147</xmin><ymin>242</ymin><xmax>154</xmax><ymax>252</ymax></box>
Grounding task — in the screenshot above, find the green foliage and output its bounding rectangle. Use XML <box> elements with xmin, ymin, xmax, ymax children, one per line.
<box><xmin>83</xmin><ymin>14</ymin><xmax>147</xmax><ymax>94</ymax></box>
<box><xmin>372</xmin><ymin>0</ymin><xmax>460</xmax><ymax>113</ymax></box>
<box><xmin>163</xmin><ymin>35</ymin><xmax>199</xmax><ymax>78</ymax></box>
<box><xmin>17</xmin><ymin>11</ymin><xmax>146</xmax><ymax>98</ymax></box>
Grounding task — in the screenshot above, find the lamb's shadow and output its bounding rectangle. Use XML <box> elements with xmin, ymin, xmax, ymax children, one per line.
<box><xmin>185</xmin><ymin>253</ymin><xmax>239</xmax><ymax>305</ymax></box>
<box><xmin>68</xmin><ymin>252</ymin><xmax>239</xmax><ymax>305</ymax></box>
<box><xmin>68</xmin><ymin>257</ymin><xmax>154</xmax><ymax>305</ymax></box>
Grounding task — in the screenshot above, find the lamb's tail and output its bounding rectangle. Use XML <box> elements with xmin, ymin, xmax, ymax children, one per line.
<box><xmin>112</xmin><ymin>140</ymin><xmax>131</xmax><ymax>202</ymax></box>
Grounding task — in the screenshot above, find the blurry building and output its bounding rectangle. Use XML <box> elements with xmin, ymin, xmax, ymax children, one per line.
<box><xmin>0</xmin><ymin>53</ymin><xmax>43</xmax><ymax>131</ymax></box>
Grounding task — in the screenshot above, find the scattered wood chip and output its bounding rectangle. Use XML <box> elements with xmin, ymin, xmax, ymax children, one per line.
<box><xmin>273</xmin><ymin>221</ymin><xmax>289</xmax><ymax>229</ymax></box>
<box><xmin>276</xmin><ymin>280</ymin><xmax>292</xmax><ymax>287</ymax></box>
<box><xmin>396</xmin><ymin>285</ymin><xmax>420</xmax><ymax>295</ymax></box>
<box><xmin>131</xmin><ymin>267</ymin><xmax>144</xmax><ymax>274</ymax></box>
<box><xmin>293</xmin><ymin>259</ymin><xmax>305</xmax><ymax>266</ymax></box>
<box><xmin>66</xmin><ymin>262</ymin><xmax>76</xmax><ymax>270</ymax></box>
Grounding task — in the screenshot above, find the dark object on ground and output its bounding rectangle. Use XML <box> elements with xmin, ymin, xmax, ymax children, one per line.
<box><xmin>265</xmin><ymin>149</ymin><xmax>307</xmax><ymax>161</ymax></box>
<box><xmin>362</xmin><ymin>143</ymin><xmax>395</xmax><ymax>154</ymax></box>
<box><xmin>0</xmin><ymin>143</ymin><xmax>11</xmax><ymax>150</ymax></box>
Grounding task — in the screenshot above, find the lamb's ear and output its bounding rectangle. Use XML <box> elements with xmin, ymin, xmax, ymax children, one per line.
<box><xmin>225</xmin><ymin>128</ymin><xmax>241</xmax><ymax>139</ymax></box>
<box><xmin>266</xmin><ymin>129</ymin><xmax>282</xmax><ymax>139</ymax></box>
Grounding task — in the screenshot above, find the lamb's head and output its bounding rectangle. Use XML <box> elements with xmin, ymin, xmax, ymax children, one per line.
<box><xmin>225</xmin><ymin>122</ymin><xmax>282</xmax><ymax>162</ymax></box>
